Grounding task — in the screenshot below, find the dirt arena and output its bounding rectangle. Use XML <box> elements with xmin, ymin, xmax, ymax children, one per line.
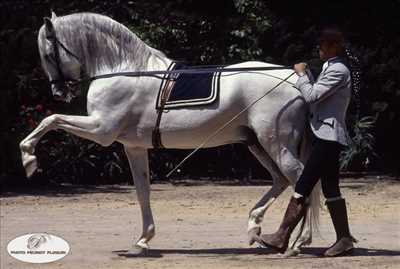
<box><xmin>1</xmin><ymin>176</ymin><xmax>399</xmax><ymax>269</ymax></box>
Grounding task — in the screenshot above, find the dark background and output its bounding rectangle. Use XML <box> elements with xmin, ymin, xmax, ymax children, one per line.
<box><xmin>1</xmin><ymin>0</ymin><xmax>399</xmax><ymax>187</ymax></box>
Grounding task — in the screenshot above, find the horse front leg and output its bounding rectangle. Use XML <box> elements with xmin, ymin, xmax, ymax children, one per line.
<box><xmin>124</xmin><ymin>147</ymin><xmax>155</xmax><ymax>255</ymax></box>
<box><xmin>20</xmin><ymin>114</ymin><xmax>116</xmax><ymax>177</ymax></box>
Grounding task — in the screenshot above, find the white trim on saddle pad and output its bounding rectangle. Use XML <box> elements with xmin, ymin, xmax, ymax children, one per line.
<box><xmin>155</xmin><ymin>62</ymin><xmax>222</xmax><ymax>109</ymax></box>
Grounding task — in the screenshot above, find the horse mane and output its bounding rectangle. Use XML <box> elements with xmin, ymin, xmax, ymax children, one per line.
<box><xmin>40</xmin><ymin>12</ymin><xmax>167</xmax><ymax>75</ymax></box>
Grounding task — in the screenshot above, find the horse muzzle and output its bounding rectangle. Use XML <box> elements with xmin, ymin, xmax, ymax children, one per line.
<box><xmin>51</xmin><ymin>85</ymin><xmax>65</xmax><ymax>101</ymax></box>
<box><xmin>51</xmin><ymin>83</ymin><xmax>76</xmax><ymax>102</ymax></box>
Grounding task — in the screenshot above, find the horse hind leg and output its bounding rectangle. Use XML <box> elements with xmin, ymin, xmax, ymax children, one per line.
<box><xmin>265</xmin><ymin>137</ymin><xmax>320</xmax><ymax>256</ymax></box>
<box><xmin>247</xmin><ymin>138</ymin><xmax>290</xmax><ymax>246</ymax></box>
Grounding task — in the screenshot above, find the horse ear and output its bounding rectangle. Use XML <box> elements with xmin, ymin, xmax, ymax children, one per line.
<box><xmin>51</xmin><ymin>11</ymin><xmax>57</xmax><ymax>20</ymax></box>
<box><xmin>43</xmin><ymin>17</ymin><xmax>55</xmax><ymax>38</ymax></box>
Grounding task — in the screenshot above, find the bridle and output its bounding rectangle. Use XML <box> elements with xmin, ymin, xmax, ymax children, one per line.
<box><xmin>47</xmin><ymin>33</ymin><xmax>82</xmax><ymax>86</ymax></box>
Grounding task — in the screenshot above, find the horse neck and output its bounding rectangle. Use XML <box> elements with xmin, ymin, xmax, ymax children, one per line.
<box><xmin>80</xmin><ymin>46</ymin><xmax>169</xmax><ymax>78</ymax></box>
<box><xmin>82</xmin><ymin>52</ymin><xmax>172</xmax><ymax>78</ymax></box>
<box><xmin>63</xmin><ymin>22</ymin><xmax>171</xmax><ymax>77</ymax></box>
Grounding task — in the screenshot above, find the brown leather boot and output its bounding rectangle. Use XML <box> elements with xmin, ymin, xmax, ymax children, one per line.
<box><xmin>255</xmin><ymin>196</ymin><xmax>307</xmax><ymax>253</ymax></box>
<box><xmin>324</xmin><ymin>198</ymin><xmax>357</xmax><ymax>257</ymax></box>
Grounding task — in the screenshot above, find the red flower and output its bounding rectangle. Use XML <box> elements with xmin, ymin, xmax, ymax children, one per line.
<box><xmin>35</xmin><ymin>104</ymin><xmax>44</xmax><ymax>112</ymax></box>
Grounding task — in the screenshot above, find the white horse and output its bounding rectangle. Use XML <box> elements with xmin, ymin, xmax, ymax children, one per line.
<box><xmin>20</xmin><ymin>12</ymin><xmax>320</xmax><ymax>256</ymax></box>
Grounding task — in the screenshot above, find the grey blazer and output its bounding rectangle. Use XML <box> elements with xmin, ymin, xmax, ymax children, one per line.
<box><xmin>295</xmin><ymin>57</ymin><xmax>351</xmax><ymax>146</ymax></box>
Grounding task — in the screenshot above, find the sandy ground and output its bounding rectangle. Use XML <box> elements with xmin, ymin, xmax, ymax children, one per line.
<box><xmin>1</xmin><ymin>177</ymin><xmax>400</xmax><ymax>269</ymax></box>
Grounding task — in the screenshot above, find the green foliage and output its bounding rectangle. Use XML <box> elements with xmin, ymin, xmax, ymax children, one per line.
<box><xmin>340</xmin><ymin>116</ymin><xmax>376</xmax><ymax>171</ymax></box>
<box><xmin>37</xmin><ymin>134</ymin><xmax>128</xmax><ymax>184</ymax></box>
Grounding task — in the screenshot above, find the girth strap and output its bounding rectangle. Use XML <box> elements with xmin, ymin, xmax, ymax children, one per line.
<box><xmin>152</xmin><ymin>69</ymin><xmax>178</xmax><ymax>149</ymax></box>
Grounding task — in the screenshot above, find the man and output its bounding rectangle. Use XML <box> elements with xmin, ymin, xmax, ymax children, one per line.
<box><xmin>256</xmin><ymin>28</ymin><xmax>357</xmax><ymax>257</ymax></box>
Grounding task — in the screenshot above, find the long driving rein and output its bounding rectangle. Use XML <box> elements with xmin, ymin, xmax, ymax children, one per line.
<box><xmin>48</xmin><ymin>34</ymin><xmax>293</xmax><ymax>86</ymax></box>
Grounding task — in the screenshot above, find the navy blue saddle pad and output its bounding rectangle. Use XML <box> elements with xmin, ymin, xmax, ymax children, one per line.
<box><xmin>156</xmin><ymin>62</ymin><xmax>221</xmax><ymax>109</ymax></box>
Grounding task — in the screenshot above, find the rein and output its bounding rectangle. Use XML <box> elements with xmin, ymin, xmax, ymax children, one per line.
<box><xmin>47</xmin><ymin>37</ymin><xmax>292</xmax><ymax>86</ymax></box>
<box><xmin>88</xmin><ymin>65</ymin><xmax>293</xmax><ymax>82</ymax></box>
<box><xmin>47</xmin><ymin>31</ymin><xmax>293</xmax><ymax>86</ymax></box>
<box><xmin>51</xmin><ymin>65</ymin><xmax>294</xmax><ymax>87</ymax></box>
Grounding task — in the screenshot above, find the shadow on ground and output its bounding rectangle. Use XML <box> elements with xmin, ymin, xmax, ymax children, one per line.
<box><xmin>113</xmin><ymin>247</ymin><xmax>400</xmax><ymax>259</ymax></box>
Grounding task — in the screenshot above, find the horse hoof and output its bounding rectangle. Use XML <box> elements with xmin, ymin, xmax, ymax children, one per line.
<box><xmin>248</xmin><ymin>227</ymin><xmax>261</xmax><ymax>246</ymax></box>
<box><xmin>23</xmin><ymin>154</ymin><xmax>38</xmax><ymax>178</ymax></box>
<box><xmin>125</xmin><ymin>246</ymin><xmax>148</xmax><ymax>257</ymax></box>
<box><xmin>283</xmin><ymin>248</ymin><xmax>300</xmax><ymax>257</ymax></box>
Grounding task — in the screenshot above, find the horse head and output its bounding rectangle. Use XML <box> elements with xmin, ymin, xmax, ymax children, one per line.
<box><xmin>38</xmin><ymin>12</ymin><xmax>82</xmax><ymax>102</ymax></box>
<box><xmin>37</xmin><ymin>12</ymin><xmax>169</xmax><ymax>102</ymax></box>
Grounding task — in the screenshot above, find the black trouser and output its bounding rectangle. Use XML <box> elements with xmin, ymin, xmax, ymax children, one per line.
<box><xmin>294</xmin><ymin>136</ymin><xmax>344</xmax><ymax>199</ymax></box>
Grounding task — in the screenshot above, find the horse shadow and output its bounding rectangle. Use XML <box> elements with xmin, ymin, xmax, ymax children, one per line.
<box><xmin>113</xmin><ymin>246</ymin><xmax>400</xmax><ymax>259</ymax></box>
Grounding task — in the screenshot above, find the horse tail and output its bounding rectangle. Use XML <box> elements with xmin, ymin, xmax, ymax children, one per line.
<box><xmin>299</xmin><ymin>125</ymin><xmax>321</xmax><ymax>238</ymax></box>
<box><xmin>309</xmin><ymin>180</ymin><xmax>321</xmax><ymax>237</ymax></box>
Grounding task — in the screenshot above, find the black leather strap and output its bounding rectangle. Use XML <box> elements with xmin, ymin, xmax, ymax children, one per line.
<box><xmin>152</xmin><ymin>62</ymin><xmax>177</xmax><ymax>149</ymax></box>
